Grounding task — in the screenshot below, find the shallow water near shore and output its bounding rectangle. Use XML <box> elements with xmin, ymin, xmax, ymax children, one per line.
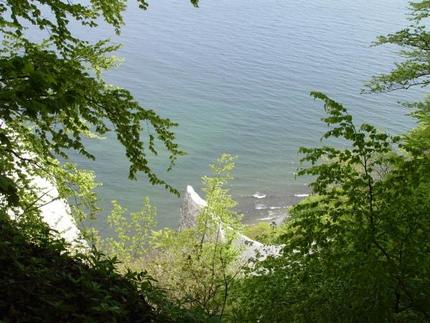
<box><xmin>71</xmin><ymin>0</ymin><xmax>423</xmax><ymax>229</ymax></box>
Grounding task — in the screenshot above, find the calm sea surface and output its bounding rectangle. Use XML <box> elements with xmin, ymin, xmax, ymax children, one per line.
<box><xmin>72</xmin><ymin>0</ymin><xmax>423</xmax><ymax>228</ymax></box>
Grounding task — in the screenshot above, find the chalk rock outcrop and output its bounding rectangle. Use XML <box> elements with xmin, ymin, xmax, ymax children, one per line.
<box><xmin>179</xmin><ymin>185</ymin><xmax>207</xmax><ymax>230</ymax></box>
<box><xmin>180</xmin><ymin>185</ymin><xmax>282</xmax><ymax>263</ymax></box>
<box><xmin>32</xmin><ymin>176</ymin><xmax>85</xmax><ymax>246</ymax></box>
<box><xmin>2</xmin><ymin>119</ymin><xmax>84</xmax><ymax>246</ymax></box>
<box><xmin>7</xmin><ymin>175</ymin><xmax>86</xmax><ymax>247</ymax></box>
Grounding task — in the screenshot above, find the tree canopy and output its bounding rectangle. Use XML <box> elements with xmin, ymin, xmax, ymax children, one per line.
<box><xmin>232</xmin><ymin>92</ymin><xmax>430</xmax><ymax>321</ymax></box>
<box><xmin>0</xmin><ymin>0</ymin><xmax>199</xmax><ymax>211</ymax></box>
<box><xmin>231</xmin><ymin>2</ymin><xmax>430</xmax><ymax>321</ymax></box>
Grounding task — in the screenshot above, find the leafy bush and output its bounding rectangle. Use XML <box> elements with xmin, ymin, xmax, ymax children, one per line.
<box><xmin>243</xmin><ymin>221</ymin><xmax>288</xmax><ymax>244</ymax></box>
<box><xmin>231</xmin><ymin>93</ymin><xmax>430</xmax><ymax>322</ymax></box>
<box><xmin>0</xmin><ymin>212</ymin><xmax>186</xmax><ymax>322</ymax></box>
<box><xmin>99</xmin><ymin>155</ymin><xmax>241</xmax><ymax>320</ymax></box>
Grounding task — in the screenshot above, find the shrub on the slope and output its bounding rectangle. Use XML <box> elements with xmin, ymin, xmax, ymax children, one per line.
<box><xmin>0</xmin><ymin>213</ymin><xmax>160</xmax><ymax>322</ymax></box>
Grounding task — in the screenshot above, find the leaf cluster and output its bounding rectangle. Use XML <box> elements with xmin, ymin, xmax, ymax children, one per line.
<box><xmin>0</xmin><ymin>0</ymin><xmax>199</xmax><ymax>211</ymax></box>
<box><xmin>0</xmin><ymin>211</ymin><xmax>160</xmax><ymax>322</ymax></box>
<box><xmin>98</xmin><ymin>155</ymin><xmax>241</xmax><ymax>321</ymax></box>
<box><xmin>366</xmin><ymin>1</ymin><xmax>430</xmax><ymax>92</ymax></box>
<box><xmin>232</xmin><ymin>93</ymin><xmax>430</xmax><ymax>322</ymax></box>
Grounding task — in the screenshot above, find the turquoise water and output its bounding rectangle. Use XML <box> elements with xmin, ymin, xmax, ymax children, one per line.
<box><xmin>73</xmin><ymin>0</ymin><xmax>423</xmax><ymax>228</ymax></box>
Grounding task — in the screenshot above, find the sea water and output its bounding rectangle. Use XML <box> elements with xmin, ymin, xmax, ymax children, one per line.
<box><xmin>71</xmin><ymin>0</ymin><xmax>423</xmax><ymax>228</ymax></box>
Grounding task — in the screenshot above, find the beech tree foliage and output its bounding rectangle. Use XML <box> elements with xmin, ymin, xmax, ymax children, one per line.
<box><xmin>366</xmin><ymin>1</ymin><xmax>430</xmax><ymax>92</ymax></box>
<box><xmin>100</xmin><ymin>155</ymin><xmax>242</xmax><ymax>320</ymax></box>
<box><xmin>0</xmin><ymin>0</ymin><xmax>199</xmax><ymax>210</ymax></box>
<box><xmin>232</xmin><ymin>2</ymin><xmax>430</xmax><ymax>321</ymax></box>
<box><xmin>232</xmin><ymin>92</ymin><xmax>430</xmax><ymax>322</ymax></box>
<box><xmin>0</xmin><ymin>1</ymin><xmax>204</xmax><ymax>321</ymax></box>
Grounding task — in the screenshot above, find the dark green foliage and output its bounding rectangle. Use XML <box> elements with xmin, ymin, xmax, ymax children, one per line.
<box><xmin>0</xmin><ymin>211</ymin><xmax>207</xmax><ymax>322</ymax></box>
<box><xmin>0</xmin><ymin>213</ymin><xmax>156</xmax><ymax>322</ymax></box>
<box><xmin>0</xmin><ymin>214</ymin><xmax>149</xmax><ymax>321</ymax></box>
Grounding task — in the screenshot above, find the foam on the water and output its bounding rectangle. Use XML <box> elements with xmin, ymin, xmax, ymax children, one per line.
<box><xmin>252</xmin><ymin>192</ymin><xmax>267</xmax><ymax>199</ymax></box>
<box><xmin>294</xmin><ymin>193</ymin><xmax>309</xmax><ymax>198</ymax></box>
<box><xmin>255</xmin><ymin>203</ymin><xmax>268</xmax><ymax>210</ymax></box>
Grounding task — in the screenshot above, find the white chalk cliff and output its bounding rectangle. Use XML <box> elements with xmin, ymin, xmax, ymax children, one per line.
<box><xmin>1</xmin><ymin>119</ymin><xmax>84</xmax><ymax>246</ymax></box>
<box><xmin>31</xmin><ymin>176</ymin><xmax>86</xmax><ymax>245</ymax></box>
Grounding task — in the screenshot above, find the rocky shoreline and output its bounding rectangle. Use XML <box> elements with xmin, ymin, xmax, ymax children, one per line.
<box><xmin>180</xmin><ymin>185</ymin><xmax>282</xmax><ymax>262</ymax></box>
